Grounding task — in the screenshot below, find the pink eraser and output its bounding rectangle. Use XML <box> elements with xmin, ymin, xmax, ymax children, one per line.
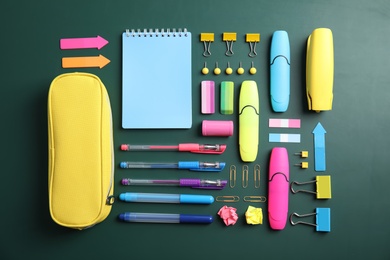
<box><xmin>202</xmin><ymin>120</ymin><xmax>233</xmax><ymax>136</ymax></box>
<box><xmin>268</xmin><ymin>147</ymin><xmax>289</xmax><ymax>230</ymax></box>
<box><xmin>201</xmin><ymin>81</ymin><xmax>215</xmax><ymax>114</ymax></box>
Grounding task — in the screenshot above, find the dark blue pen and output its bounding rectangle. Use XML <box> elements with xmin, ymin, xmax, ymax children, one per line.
<box><xmin>119</xmin><ymin>212</ymin><xmax>213</xmax><ymax>224</ymax></box>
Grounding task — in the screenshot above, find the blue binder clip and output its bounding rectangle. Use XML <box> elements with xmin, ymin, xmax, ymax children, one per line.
<box><xmin>290</xmin><ymin>208</ymin><xmax>331</xmax><ymax>232</ymax></box>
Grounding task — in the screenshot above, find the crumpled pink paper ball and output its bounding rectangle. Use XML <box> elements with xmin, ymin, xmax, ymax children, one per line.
<box><xmin>218</xmin><ymin>205</ymin><xmax>238</xmax><ymax>226</ymax></box>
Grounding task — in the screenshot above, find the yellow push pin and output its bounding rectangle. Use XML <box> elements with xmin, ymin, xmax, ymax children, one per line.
<box><xmin>214</xmin><ymin>62</ymin><xmax>221</xmax><ymax>75</ymax></box>
<box><xmin>249</xmin><ymin>61</ymin><xmax>257</xmax><ymax>75</ymax></box>
<box><xmin>237</xmin><ymin>62</ymin><xmax>244</xmax><ymax>75</ymax></box>
<box><xmin>201</xmin><ymin>62</ymin><xmax>209</xmax><ymax>75</ymax></box>
<box><xmin>225</xmin><ymin>62</ymin><xmax>233</xmax><ymax>75</ymax></box>
<box><xmin>295</xmin><ymin>151</ymin><xmax>309</xmax><ymax>158</ymax></box>
<box><xmin>295</xmin><ymin>162</ymin><xmax>309</xmax><ymax>169</ymax></box>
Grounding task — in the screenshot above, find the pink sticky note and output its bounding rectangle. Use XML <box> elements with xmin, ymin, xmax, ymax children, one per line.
<box><xmin>269</xmin><ymin>118</ymin><xmax>301</xmax><ymax>128</ymax></box>
<box><xmin>60</xmin><ymin>35</ymin><xmax>109</xmax><ymax>50</ymax></box>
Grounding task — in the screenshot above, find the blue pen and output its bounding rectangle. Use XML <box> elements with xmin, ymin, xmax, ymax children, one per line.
<box><xmin>270</xmin><ymin>30</ymin><xmax>290</xmax><ymax>112</ymax></box>
<box><xmin>119</xmin><ymin>212</ymin><xmax>213</xmax><ymax>224</ymax></box>
<box><xmin>119</xmin><ymin>161</ymin><xmax>225</xmax><ymax>172</ymax></box>
<box><xmin>119</xmin><ymin>192</ymin><xmax>214</xmax><ymax>204</ymax></box>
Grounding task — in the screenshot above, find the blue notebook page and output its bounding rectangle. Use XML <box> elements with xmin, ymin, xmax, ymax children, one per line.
<box><xmin>122</xmin><ymin>29</ymin><xmax>192</xmax><ymax>129</ymax></box>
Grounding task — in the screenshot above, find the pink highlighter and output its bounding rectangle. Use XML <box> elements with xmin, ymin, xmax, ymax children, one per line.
<box><xmin>268</xmin><ymin>147</ymin><xmax>289</xmax><ymax>230</ymax></box>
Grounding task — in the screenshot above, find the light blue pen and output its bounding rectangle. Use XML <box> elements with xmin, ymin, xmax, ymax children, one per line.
<box><xmin>119</xmin><ymin>161</ymin><xmax>225</xmax><ymax>172</ymax></box>
<box><xmin>119</xmin><ymin>192</ymin><xmax>214</xmax><ymax>204</ymax></box>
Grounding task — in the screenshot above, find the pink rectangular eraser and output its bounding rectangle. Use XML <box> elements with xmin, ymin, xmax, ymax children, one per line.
<box><xmin>201</xmin><ymin>81</ymin><xmax>215</xmax><ymax>114</ymax></box>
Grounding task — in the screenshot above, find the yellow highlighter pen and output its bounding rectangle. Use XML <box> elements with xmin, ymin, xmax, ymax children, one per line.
<box><xmin>239</xmin><ymin>80</ymin><xmax>259</xmax><ymax>162</ymax></box>
<box><xmin>306</xmin><ymin>28</ymin><xmax>334</xmax><ymax>112</ymax></box>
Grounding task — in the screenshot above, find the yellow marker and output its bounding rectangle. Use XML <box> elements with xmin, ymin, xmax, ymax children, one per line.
<box><xmin>306</xmin><ymin>28</ymin><xmax>334</xmax><ymax>112</ymax></box>
<box><xmin>239</xmin><ymin>80</ymin><xmax>259</xmax><ymax>162</ymax></box>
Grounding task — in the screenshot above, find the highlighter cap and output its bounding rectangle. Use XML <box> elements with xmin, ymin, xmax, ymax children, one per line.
<box><xmin>270</xmin><ymin>30</ymin><xmax>290</xmax><ymax>112</ymax></box>
<box><xmin>179</xmin><ymin>194</ymin><xmax>214</xmax><ymax>204</ymax></box>
<box><xmin>180</xmin><ymin>214</ymin><xmax>213</xmax><ymax>224</ymax></box>
<box><xmin>306</xmin><ymin>28</ymin><xmax>334</xmax><ymax>112</ymax></box>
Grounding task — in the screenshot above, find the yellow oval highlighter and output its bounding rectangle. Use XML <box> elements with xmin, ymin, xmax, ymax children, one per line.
<box><xmin>239</xmin><ymin>80</ymin><xmax>259</xmax><ymax>162</ymax></box>
<box><xmin>306</xmin><ymin>28</ymin><xmax>334</xmax><ymax>112</ymax></box>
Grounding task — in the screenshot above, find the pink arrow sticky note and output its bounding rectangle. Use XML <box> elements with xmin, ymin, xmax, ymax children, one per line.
<box><xmin>60</xmin><ymin>35</ymin><xmax>108</xmax><ymax>50</ymax></box>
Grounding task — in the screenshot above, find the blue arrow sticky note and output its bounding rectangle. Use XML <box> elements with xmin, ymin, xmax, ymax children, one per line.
<box><xmin>312</xmin><ymin>122</ymin><xmax>326</xmax><ymax>171</ymax></box>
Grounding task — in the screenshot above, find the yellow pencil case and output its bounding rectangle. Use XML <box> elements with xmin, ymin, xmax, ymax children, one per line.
<box><xmin>48</xmin><ymin>72</ymin><xmax>114</xmax><ymax>229</ymax></box>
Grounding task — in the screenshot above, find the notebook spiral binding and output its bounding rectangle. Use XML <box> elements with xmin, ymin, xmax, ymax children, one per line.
<box><xmin>125</xmin><ymin>28</ymin><xmax>189</xmax><ymax>37</ymax></box>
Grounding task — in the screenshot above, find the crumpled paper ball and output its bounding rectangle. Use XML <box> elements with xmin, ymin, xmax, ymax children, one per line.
<box><xmin>218</xmin><ymin>205</ymin><xmax>238</xmax><ymax>226</ymax></box>
<box><xmin>245</xmin><ymin>205</ymin><xmax>263</xmax><ymax>225</ymax></box>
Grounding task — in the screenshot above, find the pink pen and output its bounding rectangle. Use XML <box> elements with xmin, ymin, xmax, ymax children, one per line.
<box><xmin>120</xmin><ymin>143</ymin><xmax>226</xmax><ymax>155</ymax></box>
<box><xmin>268</xmin><ymin>147</ymin><xmax>289</xmax><ymax>230</ymax></box>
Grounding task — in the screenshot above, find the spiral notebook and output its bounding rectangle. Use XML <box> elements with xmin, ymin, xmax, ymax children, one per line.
<box><xmin>122</xmin><ymin>28</ymin><xmax>192</xmax><ymax>129</ymax></box>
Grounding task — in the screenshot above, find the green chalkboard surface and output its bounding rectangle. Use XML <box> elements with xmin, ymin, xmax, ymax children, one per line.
<box><xmin>2</xmin><ymin>0</ymin><xmax>390</xmax><ymax>259</ymax></box>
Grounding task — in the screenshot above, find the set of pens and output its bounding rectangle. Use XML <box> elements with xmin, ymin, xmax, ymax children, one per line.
<box><xmin>120</xmin><ymin>143</ymin><xmax>226</xmax><ymax>154</ymax></box>
<box><xmin>119</xmin><ymin>212</ymin><xmax>213</xmax><ymax>224</ymax></box>
<box><xmin>121</xmin><ymin>178</ymin><xmax>227</xmax><ymax>190</ymax></box>
<box><xmin>120</xmin><ymin>144</ymin><xmax>224</xmax><ymax>224</ymax></box>
<box><xmin>119</xmin><ymin>161</ymin><xmax>226</xmax><ymax>172</ymax></box>
<box><xmin>119</xmin><ymin>192</ymin><xmax>214</xmax><ymax>204</ymax></box>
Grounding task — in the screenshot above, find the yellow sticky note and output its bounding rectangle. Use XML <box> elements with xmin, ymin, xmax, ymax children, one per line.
<box><xmin>245</xmin><ymin>206</ymin><xmax>263</xmax><ymax>225</ymax></box>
